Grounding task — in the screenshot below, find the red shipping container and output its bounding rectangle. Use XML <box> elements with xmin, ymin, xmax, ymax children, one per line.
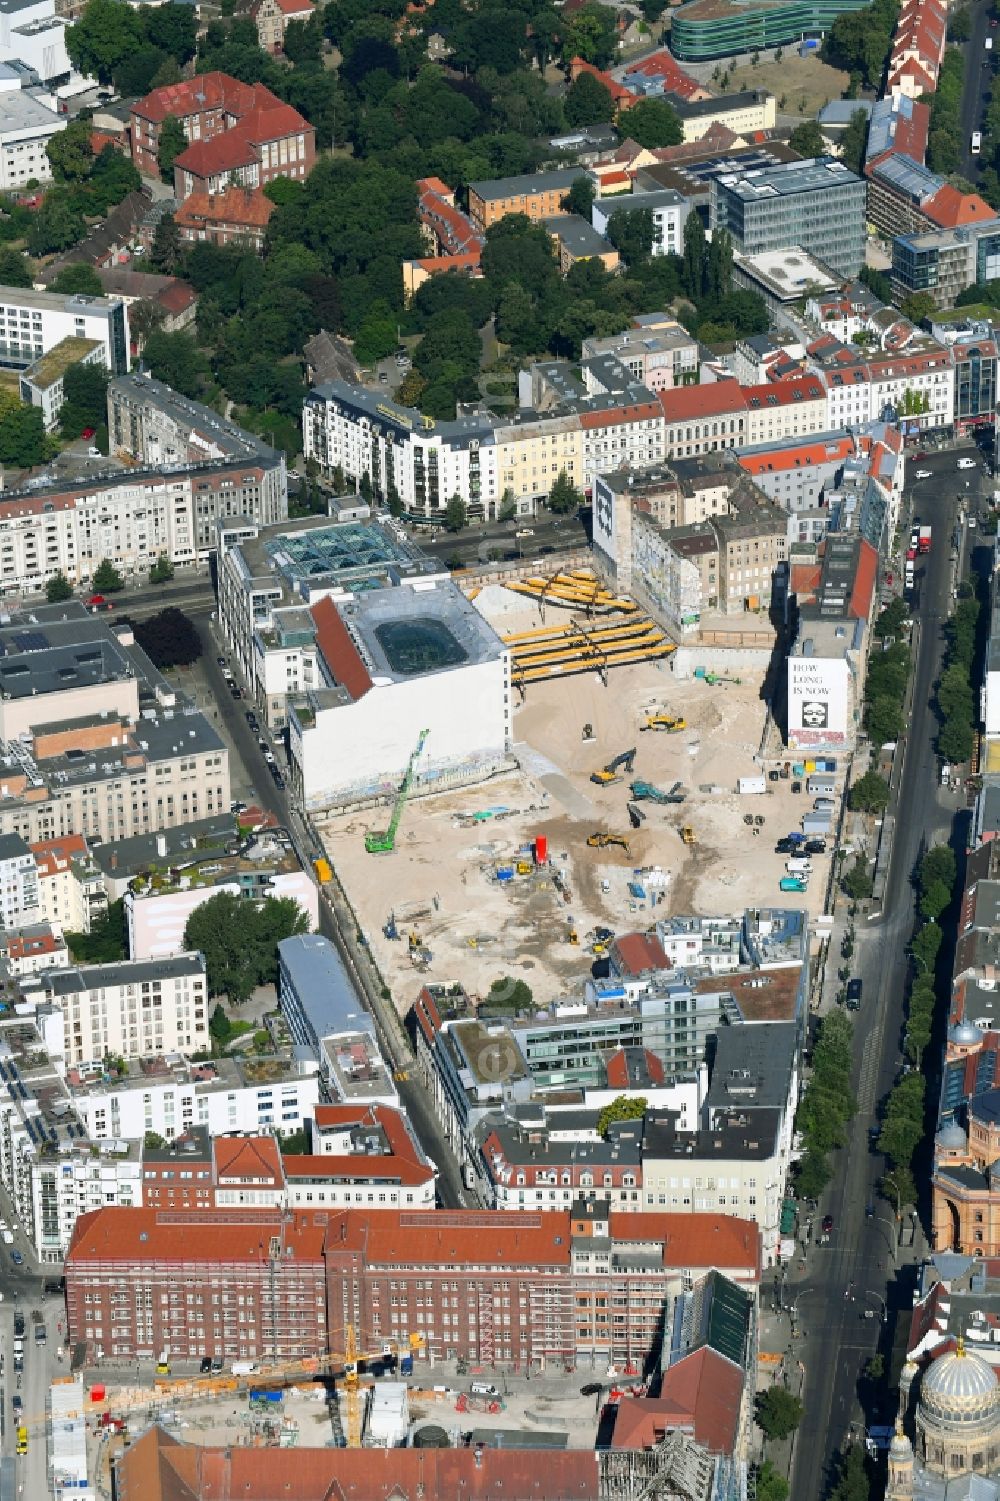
<box><xmin>535</xmin><ymin>835</ymin><xmax>548</xmax><ymax>864</ymax></box>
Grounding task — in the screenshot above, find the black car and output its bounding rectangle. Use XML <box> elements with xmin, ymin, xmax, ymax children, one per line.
<box><xmin>12</xmin><ymin>1396</ymin><xmax>21</xmax><ymax>1414</ymax></box>
<box><xmin>804</xmin><ymin>840</ymin><xmax>827</xmax><ymax>855</ymax></box>
<box><xmin>200</xmin><ymin>1356</ymin><xmax>212</xmax><ymax>1374</ymax></box>
<box><xmin>846</xmin><ymin>978</ymin><xmax>863</xmax><ymax>1010</ymax></box>
<box><xmin>272</xmin><ymin>770</ymin><xmax>285</xmax><ymax>790</ymax></box>
<box><xmin>231</xmin><ymin>686</ymin><xmax>242</xmax><ymax>699</ymax></box>
<box><xmin>211</xmin><ymin>1357</ymin><xmax>224</xmax><ymax>1374</ymax></box>
<box><xmin>216</xmin><ymin>656</ymin><xmax>226</xmax><ymax>667</ymax></box>
<box><xmin>775</xmin><ymin>839</ymin><xmax>797</xmax><ymax>854</ymax></box>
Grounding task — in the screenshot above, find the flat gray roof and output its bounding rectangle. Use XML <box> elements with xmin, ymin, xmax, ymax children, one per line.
<box><xmin>340</xmin><ymin>581</ymin><xmax>506</xmax><ymax>683</ymax></box>
<box><xmin>0</xmin><ymin>284</ymin><xmax>120</xmax><ymax>317</ymax></box>
<box><xmin>0</xmin><ymin>88</ymin><xmax>60</xmax><ymax>134</ymax></box>
<box><xmin>111</xmin><ymin>372</ymin><xmax>278</xmax><ymax>462</ymax></box>
<box><xmin>469</xmin><ymin>167</ymin><xmax>582</xmax><ymax>200</ymax></box>
<box><xmin>28</xmin><ymin>953</ymin><xmax>205</xmax><ymax>996</ymax></box>
<box><xmin>716</xmin><ymin>156</ymin><xmax>863</xmax><ymax>201</ymax></box>
<box><xmin>278</xmin><ymin>934</ymin><xmax>372</xmax><ymax>1040</ymax></box>
<box><xmin>705</xmin><ymin>1022</ymin><xmax>797</xmax><ymax>1114</ymax></box>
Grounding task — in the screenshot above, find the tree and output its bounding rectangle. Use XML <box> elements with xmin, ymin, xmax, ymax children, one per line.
<box><xmin>66</xmin><ymin>898</ymin><xmax>126</xmax><ymax>963</ymax></box>
<box><xmin>144</xmin><ymin>1</ymin><xmax>197</xmax><ymax>63</ymax></box>
<box><xmin>939</xmin><ymin>715</ymin><xmax>974</xmax><ymax>762</ymax></box>
<box><xmin>842</xmin><ymin>858</ymin><xmax>873</xmax><ymax>901</ymax></box>
<box><xmin>596</xmin><ymin>1095</ymin><xmax>647</xmax><ymax>1137</ymax></box>
<box><xmin>606</xmin><ymin>205</ymin><xmax>654</xmax><ymax>266</ymax></box>
<box><xmin>619</xmin><ymin>97</ymin><xmax>683</xmax><ymax>150</ymax></box>
<box><xmin>0</xmin><ymin>248</ymin><xmax>32</xmax><ymax>287</ymax></box>
<box><xmin>142</xmin><ymin>331</ymin><xmax>209</xmax><ymax>398</ymax></box>
<box><xmin>563</xmin><ymin>175</ymin><xmax>597</xmax><ymax>218</ymax></box>
<box><xmin>485</xmin><ymin>975</ymin><xmax>533</xmax><ymax>1012</ymax></box>
<box><xmin>50</xmin><ymin>263</ymin><xmax>104</xmax><ymax>297</ymax></box>
<box><xmin>150</xmin><ymin>212</ymin><xmax>180</xmax><ymax>274</ymax></box>
<box><xmin>564</xmin><ymin>69</ymin><xmax>615</xmax><ymax>127</ymax></box>
<box><xmin>902</xmin><ymin>290</ymin><xmax>937</xmax><ymax>324</ymax></box>
<box><xmin>46</xmin><ymin>118</ymin><xmax>95</xmax><ymax>182</ymax></box>
<box><xmin>46</xmin><ymin>571</ymin><xmax>73</xmax><ymax>603</ymax></box>
<box><xmin>754</xmin><ymin>1386</ymin><xmax>804</xmax><ymax>1441</ymax></box>
<box><xmin>828</xmin><ymin>1444</ymin><xmax>870</xmax><ymax>1501</ymax></box>
<box><xmin>149</xmin><ymin>554</ymin><xmax>174</xmax><ymax>584</ymax></box>
<box><xmin>682</xmin><ymin>209</ymin><xmax>707</xmax><ymax>299</ymax></box>
<box><xmin>92</xmin><ymin>558</ymin><xmax>124</xmax><ymax>593</ymax></box>
<box><xmin>789</xmin><ymin>120</ymin><xmax>825</xmax><ymax>156</ymax></box>
<box><xmin>444</xmin><ymin>495</ymin><xmax>467</xmax><ymax>532</ymax></box>
<box><xmin>840</xmin><ymin>108</ymin><xmax>870</xmax><ymax>175</ymax></box>
<box><xmin>0</xmin><ymin>403</ymin><xmax>46</xmax><ymax>468</ymax></box>
<box><xmin>850</xmin><ymin>771</ymin><xmax>890</xmax><ymax>814</ymax></box>
<box><xmin>921</xmin><ymin>844</ymin><xmax>956</xmax><ymax>892</ymax></box>
<box><xmin>59</xmin><ymin>360</ymin><xmax>110</xmax><ymax>438</ymax></box>
<box><xmin>129</xmin><ymin>298</ymin><xmax>166</xmax><ymax>350</ymax></box>
<box><xmin>27</xmin><ymin>192</ymin><xmax>85</xmax><ymax>256</ymax></box>
<box><xmin>561</xmin><ymin>4</ymin><xmax>618</xmax><ymax>65</ymax></box>
<box><xmin>157</xmin><ymin>115</ymin><xmax>187</xmax><ymax>183</ymax></box>
<box><xmin>754</xmin><ymin>1461</ymin><xmax>789</xmax><ymax>1501</ymax></box>
<box><xmin>209</xmin><ymin>1002</ymin><xmax>232</xmax><ymax>1045</ymax></box>
<box><xmin>144</xmin><ymin>1130</ymin><xmax>166</xmax><ymax>1150</ymax></box>
<box><xmin>130</xmin><ymin>606</ymin><xmax>202</xmax><ymax>667</ymax></box>
<box><xmin>183</xmin><ymin>891</ymin><xmax>309</xmax><ymax>1003</ymax></box>
<box><xmin>548</xmin><ymin>469</ymin><xmax>583</xmax><ymax>515</ymax></box>
<box><xmin>948</xmin><ymin>5</ymin><xmax>971</xmax><ymax>40</ymax></box>
<box><xmin>113</xmin><ymin>44</ymin><xmax>171</xmax><ymax>98</ymax></box>
<box><xmin>65</xmin><ymin>0</ymin><xmax>144</xmax><ymax>84</ymax></box>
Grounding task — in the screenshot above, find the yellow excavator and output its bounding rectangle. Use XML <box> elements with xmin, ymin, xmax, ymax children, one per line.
<box><xmin>680</xmin><ymin>826</ymin><xmax>697</xmax><ymax>846</ymax></box>
<box><xmin>587</xmin><ymin>832</ymin><xmax>631</xmax><ymax>854</ymax></box>
<box><xmin>642</xmin><ymin>714</ymin><xmax>687</xmax><ymax>733</ymax></box>
<box><xmin>590</xmin><ymin>747</ymin><xmax>637</xmax><ymax>785</ymax></box>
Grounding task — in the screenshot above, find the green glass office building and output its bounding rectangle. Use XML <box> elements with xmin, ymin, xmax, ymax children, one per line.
<box><xmin>671</xmin><ymin>0</ymin><xmax>869</xmax><ymax>61</ymax></box>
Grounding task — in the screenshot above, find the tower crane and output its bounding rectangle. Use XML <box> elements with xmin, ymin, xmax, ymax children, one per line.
<box><xmin>365</xmin><ymin>728</ymin><xmax>430</xmax><ymax>854</ymax></box>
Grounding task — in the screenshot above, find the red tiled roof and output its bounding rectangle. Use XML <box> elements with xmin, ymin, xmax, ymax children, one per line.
<box><xmin>67</xmin><ymin>1208</ymin><xmax>328</xmax><ymax>1265</ymax></box>
<box><xmin>923</xmin><ymin>184</ymin><xmax>997</xmax><ymax>228</ymax></box>
<box><xmin>114</xmin><ymin>1426</ymin><xmax>602</xmax><ymax>1501</ymax></box>
<box><xmin>273</xmin><ymin>0</ymin><xmax>314</xmax><ymax>13</ymax></box>
<box><xmin>175</xmin><ymin>187</ymin><xmax>275</xmax><ymax>231</ymax></box>
<box><xmin>848</xmin><ymin>538</ymin><xmax>878</xmax><ymax>621</ymax></box>
<box><xmin>297</xmin><ymin>1103</ymin><xmax>435</xmax><ymax>1186</ymax></box>
<box><xmin>611</xmin><ymin>1348</ymin><xmax>743</xmax><ymax>1454</ymax></box>
<box><xmin>742</xmin><ymin>375</ymin><xmax>826</xmax><ymax>408</ymax></box>
<box><xmin>660</xmin><ymin>381</ymin><xmax>747</xmax><ymax>423</ymax></box>
<box><xmin>310</xmin><ymin>596</ymin><xmax>373</xmax><ymax>702</ymax></box>
<box><xmin>132</xmin><ymin>72</ymin><xmax>269</xmax><ymax>126</ymax></box>
<box><xmin>411</xmin><ymin>985</ymin><xmax>443</xmax><ymax>1046</ymax></box>
<box><xmin>212</xmin><ymin>1135</ymin><xmax>283</xmax><ymax>1185</ymax></box>
<box><xmin>605</xmin><ymin>1046</ymin><xmax>666</xmax><ymax>1090</ymax></box>
<box><xmin>174</xmin><ymin>133</ymin><xmax>258</xmax><ymax>178</ymax></box>
<box><xmin>8</xmin><ymin>932</ymin><xmax>60</xmax><ymax>960</ymax></box>
<box><xmin>236</xmin><ymin>101</ymin><xmax>310</xmax><ymax>146</ymax></box>
<box><xmin>569</xmin><ymin>58</ymin><xmax>635</xmax><ymax>106</ymax></box>
<box><xmin>30</xmin><ymin>833</ymin><xmax>88</xmax><ymax>877</ymax></box>
<box><xmin>156</xmin><ymin>280</ymin><xmax>197</xmax><ymax>315</ymax></box>
<box><xmin>624</xmin><ymin>48</ymin><xmax>705</xmax><ymax>102</ymax></box>
<box><xmin>612</xmin><ymin>931</ymin><xmax>669</xmax><ymax>975</ymax></box>
<box><xmin>579</xmin><ymin>400</ymin><xmax>661</xmax><ymax>430</ymax></box>
<box><xmin>738</xmin><ymin>437</ymin><xmax>854</xmax><ymax>477</ymax></box>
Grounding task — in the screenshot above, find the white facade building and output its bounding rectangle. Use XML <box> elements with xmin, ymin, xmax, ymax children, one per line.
<box><xmin>592</xmin><ymin>189</ymin><xmax>689</xmax><ymax>258</ymax></box>
<box><xmin>0</xmin><ymin>283</ymin><xmax>127</xmax><ymax>373</ymax></box>
<box><xmin>0</xmin><ymin>0</ymin><xmax>72</xmax><ymax>84</ymax></box>
<box><xmin>19</xmin><ymin>953</ymin><xmax>209</xmax><ymax>1067</ymax></box>
<box><xmin>0</xmin><ymin>80</ymin><xmax>63</xmax><ymax>189</ymax></box>
<box><xmin>289</xmin><ymin>582</ymin><xmax>510</xmax><ymax>811</ymax></box>
<box><xmin>71</xmin><ymin>1054</ymin><xmax>321</xmax><ymax>1143</ymax></box>
<box><xmin>0</xmin><ymin>832</ymin><xmax>38</xmax><ymax>927</ymax></box>
<box><xmin>125</xmin><ymin>868</ymin><xmax>318</xmax><ymax>961</ymax></box>
<box><xmin>32</xmin><ymin>1141</ymin><xmax>142</xmax><ymax>1263</ymax></box>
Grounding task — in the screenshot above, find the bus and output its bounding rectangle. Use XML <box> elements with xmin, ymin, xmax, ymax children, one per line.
<box><xmin>973</xmin><ymin>131</ymin><xmax>983</xmax><ymax>155</ymax></box>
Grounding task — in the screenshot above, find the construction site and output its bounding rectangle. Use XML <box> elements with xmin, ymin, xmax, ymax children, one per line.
<box><xmin>315</xmin><ymin>574</ymin><xmax>838</xmax><ymax>1013</ymax></box>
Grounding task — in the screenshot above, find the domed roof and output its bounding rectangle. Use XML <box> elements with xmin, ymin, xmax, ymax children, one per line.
<box><xmin>889</xmin><ymin>1422</ymin><xmax>913</xmax><ymax>1462</ymax></box>
<box><xmin>920</xmin><ymin>1344</ymin><xmax>1000</xmax><ymax>1428</ymax></box>
<box><xmin>950</xmin><ymin>1021</ymin><xmax>984</xmax><ymax>1046</ymax></box>
<box><xmin>937</xmin><ymin>1119</ymin><xmax>967</xmax><ymax>1150</ymax></box>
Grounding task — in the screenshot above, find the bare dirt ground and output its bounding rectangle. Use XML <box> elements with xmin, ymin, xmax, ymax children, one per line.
<box><xmin>318</xmin><ymin>595</ymin><xmax>835</xmax><ymax>1015</ymax></box>
<box><xmin>725</xmin><ymin>55</ymin><xmax>849</xmax><ymax>114</ymax></box>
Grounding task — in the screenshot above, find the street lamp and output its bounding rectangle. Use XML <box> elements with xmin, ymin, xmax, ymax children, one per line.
<box><xmin>864</xmin><ymin>1289</ymin><xmax>887</xmax><ymax>1322</ymax></box>
<box><xmin>874</xmin><ymin>1206</ymin><xmax>897</xmax><ymax>1264</ymax></box>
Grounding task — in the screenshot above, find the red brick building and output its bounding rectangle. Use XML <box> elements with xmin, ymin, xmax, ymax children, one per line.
<box><xmin>66</xmin><ymin>1203</ymin><xmax>759</xmax><ymax>1368</ymax></box>
<box><xmin>174</xmin><ymin>188</ymin><xmax>275</xmax><ymax>252</ymax></box>
<box><xmin>129</xmin><ymin>73</ymin><xmax>314</xmax><ymax>196</ymax></box>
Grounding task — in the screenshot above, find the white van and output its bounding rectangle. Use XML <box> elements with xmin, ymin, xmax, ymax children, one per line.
<box><xmin>958</xmin><ymin>456</ymin><xmax>978</xmax><ymax>469</ymax></box>
<box><xmin>972</xmin><ymin>131</ymin><xmax>983</xmax><ymax>154</ymax></box>
<box><xmin>470</xmin><ymin>1381</ymin><xmax>499</xmax><ymax>1398</ymax></box>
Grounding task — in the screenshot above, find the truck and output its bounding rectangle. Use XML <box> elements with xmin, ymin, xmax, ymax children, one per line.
<box><xmin>918</xmin><ymin>525</ymin><xmax>932</xmax><ymax>554</ymax></box>
<box><xmin>785</xmin><ymin>858</ymin><xmax>813</xmax><ymax>874</ymax></box>
<box><xmin>232</xmin><ymin>1361</ymin><xmax>258</xmax><ymax>1377</ymax></box>
<box><xmin>780</xmin><ymin>877</ymin><xmax>808</xmax><ymax>892</ymax></box>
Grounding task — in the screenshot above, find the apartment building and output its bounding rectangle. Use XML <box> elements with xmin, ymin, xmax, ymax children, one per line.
<box><xmin>0</xmin><ymin>283</ymin><xmax>128</xmax><ymax>374</ymax></box>
<box><xmin>712</xmin><ymin>158</ymin><xmax>866</xmax><ymax>278</ymax></box>
<box><xmin>109</xmin><ymin>372</ymin><xmax>284</xmax><ymax>472</ymax></box>
<box><xmin>130</xmin><ymin>73</ymin><xmax>315</xmax><ymax>193</ymax></box>
<box><xmin>581</xmin><ymin>322</ymin><xmax>699</xmax><ymax>393</ymax></box>
<box><xmin>0</xmin><ymin>833</ymin><xmax>37</xmax><ymax>928</ymax></box>
<box><xmin>70</xmin><ymin>1052</ymin><xmax>320</xmax><ymax>1143</ymax></box>
<box><xmin>282</xmin><ymin>1102</ymin><xmax>437</xmax><ymax>1209</ymax></box>
<box><xmin>886</xmin><ymin>0</ymin><xmax>946</xmax><ymax>99</ymax></box>
<box><xmin>591</xmin><ymin>188</ymin><xmax>689</xmax><ymax>259</ymax></box>
<box><xmin>19</xmin><ymin>953</ymin><xmax>209</xmax><ymax>1067</ymax></box>
<box><xmin>658</xmin><ymin>381</ymin><xmax>748</xmax><ymax>460</ymax></box>
<box><xmin>173</xmin><ymin>187</ymin><xmax>275</xmax><ymax>252</ymax></box>
<box><xmin>251</xmin><ymin>0</ymin><xmax>314</xmax><ymax>52</ymax></box>
<box><xmin>866</xmin><ymin>154</ymin><xmax>996</xmax><ymax>242</ymax></box>
<box><xmin>0</xmin><ymin>452</ymin><xmax>286</xmax><ymax>595</ymax></box>
<box><xmin>32</xmin><ymin>1141</ymin><xmax>142</xmax><ymax>1264</ymax></box>
<box><xmin>672</xmin><ymin>87</ymin><xmax>776</xmax><ymax>142</ymax></box>
<box><xmin>467</xmin><ymin>168</ymin><xmax>582</xmax><ymax>232</ymax></box>
<box><xmin>215</xmin><ymin>515</ymin><xmax>440</xmax><ymax>729</ymax></box>
<box><xmin>892</xmin><ymin>219</ymin><xmax>1000</xmax><ymax>308</ymax></box>
<box><xmin>0</xmin><ymin>83</ymin><xmax>63</xmax><ymax>190</ymax></box>
<box><xmin>65</xmin><ymin>1203</ymin><xmax>761</xmax><ymax>1366</ymax></box>
<box><xmin>31</xmin><ymin>834</ymin><xmax>106</xmax><ymax>935</ymax></box>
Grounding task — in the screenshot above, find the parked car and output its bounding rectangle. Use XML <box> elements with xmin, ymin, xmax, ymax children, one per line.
<box><xmin>217</xmin><ymin>656</ymin><xmax>227</xmax><ymax>667</ymax></box>
<box><xmin>80</xmin><ymin>428</ymin><xmax>95</xmax><ymax>440</ymax></box>
<box><xmin>10</xmin><ymin>1249</ymin><xmax>22</xmax><ymax>1264</ymax></box>
<box><xmin>915</xmin><ymin>469</ymin><xmax>932</xmax><ymax>480</ymax></box>
<box><xmin>230</xmin><ymin>686</ymin><xmax>242</xmax><ymax>699</ymax></box>
<box><xmin>846</xmin><ymin>977</ymin><xmax>863</xmax><ymax>1010</ymax></box>
<box><xmin>822</xmin><ymin>1214</ymin><xmax>834</xmax><ymax>1234</ymax></box>
<box><xmin>200</xmin><ymin>1356</ymin><xmax>212</xmax><ymax>1374</ymax></box>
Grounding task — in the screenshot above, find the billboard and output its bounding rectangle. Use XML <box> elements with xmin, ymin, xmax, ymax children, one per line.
<box><xmin>787</xmin><ymin>655</ymin><xmax>850</xmax><ymax>748</ymax></box>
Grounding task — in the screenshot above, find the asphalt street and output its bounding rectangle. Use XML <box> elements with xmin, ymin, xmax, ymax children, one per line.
<box><xmin>792</xmin><ymin>447</ymin><xmax>985</xmax><ymax>1496</ymax></box>
<box><xmin>960</xmin><ymin>2</ymin><xmax>995</xmax><ymax>183</ymax></box>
